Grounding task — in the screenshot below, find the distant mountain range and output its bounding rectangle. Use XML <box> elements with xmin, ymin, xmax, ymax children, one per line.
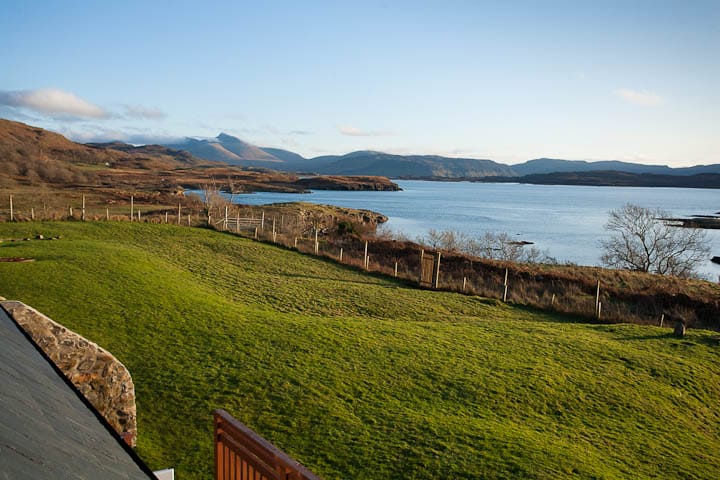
<box><xmin>1</xmin><ymin>118</ymin><xmax>718</xmax><ymax>188</ymax></box>
<box><xmin>159</xmin><ymin>133</ymin><xmax>720</xmax><ymax>179</ymax></box>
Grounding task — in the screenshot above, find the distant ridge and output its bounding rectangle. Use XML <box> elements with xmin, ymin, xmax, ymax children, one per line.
<box><xmin>308</xmin><ymin>151</ymin><xmax>515</xmax><ymax>177</ymax></box>
<box><xmin>513</xmin><ymin>158</ymin><xmax>720</xmax><ymax>177</ymax></box>
<box><xmin>156</xmin><ymin>132</ymin><xmax>719</xmax><ymax>179</ymax></box>
<box><xmin>4</xmin><ymin>117</ymin><xmax>717</xmax><ymax>184</ymax></box>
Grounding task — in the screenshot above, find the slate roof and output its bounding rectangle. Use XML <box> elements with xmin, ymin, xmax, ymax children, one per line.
<box><xmin>0</xmin><ymin>307</ymin><xmax>157</xmax><ymax>479</ymax></box>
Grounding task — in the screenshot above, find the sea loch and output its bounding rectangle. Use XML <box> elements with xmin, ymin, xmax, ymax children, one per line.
<box><xmin>229</xmin><ymin>181</ymin><xmax>720</xmax><ymax>279</ymax></box>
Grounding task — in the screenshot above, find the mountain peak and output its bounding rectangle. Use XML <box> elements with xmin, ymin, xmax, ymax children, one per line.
<box><xmin>216</xmin><ymin>132</ymin><xmax>244</xmax><ymax>143</ymax></box>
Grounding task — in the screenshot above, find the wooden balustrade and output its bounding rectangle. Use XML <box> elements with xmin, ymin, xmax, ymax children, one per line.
<box><xmin>213</xmin><ymin>409</ymin><xmax>320</xmax><ymax>480</ymax></box>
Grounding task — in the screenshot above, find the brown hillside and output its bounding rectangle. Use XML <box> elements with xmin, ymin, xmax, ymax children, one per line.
<box><xmin>0</xmin><ymin>118</ymin><xmax>126</xmax><ymax>185</ymax></box>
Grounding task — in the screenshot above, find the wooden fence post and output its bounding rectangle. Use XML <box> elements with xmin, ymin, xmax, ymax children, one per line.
<box><xmin>107</xmin><ymin>208</ymin><xmax>110</xmax><ymax>221</ymax></box>
<box><xmin>339</xmin><ymin>248</ymin><xmax>343</xmax><ymax>262</ymax></box>
<box><xmin>130</xmin><ymin>195</ymin><xmax>134</xmax><ymax>221</ymax></box>
<box><xmin>138</xmin><ymin>210</ymin><xmax>141</xmax><ymax>222</ymax></box>
<box><xmin>30</xmin><ymin>207</ymin><xmax>35</xmax><ymax>221</ymax></box>
<box><xmin>462</xmin><ymin>276</ymin><xmax>467</xmax><ymax>292</ymax></box>
<box><xmin>419</xmin><ymin>249</ymin><xmax>425</xmax><ymax>284</ymax></box>
<box><xmin>660</xmin><ymin>314</ymin><xmax>665</xmax><ymax>327</ymax></box>
<box><xmin>261</xmin><ymin>211</ymin><xmax>265</xmax><ymax>230</ymax></box>
<box><xmin>395</xmin><ymin>262</ymin><xmax>399</xmax><ymax>278</ymax></box>
<box><xmin>69</xmin><ymin>206</ymin><xmax>73</xmax><ymax>218</ymax></box>
<box><xmin>503</xmin><ymin>268</ymin><xmax>509</xmax><ymax>302</ymax></box>
<box><xmin>272</xmin><ymin>218</ymin><xmax>277</xmax><ymax>242</ymax></box>
<box><xmin>597</xmin><ymin>302</ymin><xmax>602</xmax><ymax>320</ymax></box>
<box><xmin>432</xmin><ymin>251</ymin><xmax>441</xmax><ymax>289</ymax></box>
<box><xmin>551</xmin><ymin>293</ymin><xmax>556</xmax><ymax>307</ymax></box>
<box><xmin>187</xmin><ymin>214</ymin><xmax>191</xmax><ymax>226</ymax></box>
<box><xmin>236</xmin><ymin>212</ymin><xmax>240</xmax><ymax>233</ymax></box>
<box><xmin>178</xmin><ymin>204</ymin><xmax>181</xmax><ymax>225</ymax></box>
<box><xmin>9</xmin><ymin>195</ymin><xmax>13</xmax><ymax>221</ymax></box>
<box><xmin>254</xmin><ymin>227</ymin><xmax>258</xmax><ymax>239</ymax></box>
<box><xmin>363</xmin><ymin>241</ymin><xmax>369</xmax><ymax>270</ymax></box>
<box><xmin>81</xmin><ymin>195</ymin><xmax>86</xmax><ymax>221</ymax></box>
<box><xmin>314</xmin><ymin>228</ymin><xmax>319</xmax><ymax>255</ymax></box>
<box><xmin>595</xmin><ymin>280</ymin><xmax>601</xmax><ymax>317</ymax></box>
<box><xmin>224</xmin><ymin>206</ymin><xmax>229</xmax><ymax>230</ymax></box>
<box><xmin>165</xmin><ymin>211</ymin><xmax>168</xmax><ymax>223</ymax></box>
<box><xmin>294</xmin><ymin>237</ymin><xmax>298</xmax><ymax>248</ymax></box>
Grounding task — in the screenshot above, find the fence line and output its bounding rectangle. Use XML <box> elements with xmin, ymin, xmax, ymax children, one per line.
<box><xmin>2</xmin><ymin>194</ymin><xmax>713</xmax><ymax>329</ymax></box>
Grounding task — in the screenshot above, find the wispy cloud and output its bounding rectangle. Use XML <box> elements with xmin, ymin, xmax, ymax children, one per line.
<box><xmin>123</xmin><ymin>104</ymin><xmax>166</xmax><ymax>120</ymax></box>
<box><xmin>614</xmin><ymin>88</ymin><xmax>663</xmax><ymax>106</ymax></box>
<box><xmin>339</xmin><ymin>125</ymin><xmax>393</xmax><ymax>137</ymax></box>
<box><xmin>58</xmin><ymin>124</ymin><xmax>183</xmax><ymax>145</ymax></box>
<box><xmin>0</xmin><ymin>88</ymin><xmax>109</xmax><ymax>118</ymax></box>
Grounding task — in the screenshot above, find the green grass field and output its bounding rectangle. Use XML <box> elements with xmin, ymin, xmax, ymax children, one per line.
<box><xmin>1</xmin><ymin>221</ymin><xmax>719</xmax><ymax>479</ymax></box>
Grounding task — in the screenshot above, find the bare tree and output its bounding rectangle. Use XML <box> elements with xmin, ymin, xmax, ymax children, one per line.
<box><xmin>466</xmin><ymin>232</ymin><xmax>556</xmax><ymax>263</ymax></box>
<box><xmin>419</xmin><ymin>229</ymin><xmax>472</xmax><ymax>253</ymax></box>
<box><xmin>600</xmin><ymin>204</ymin><xmax>711</xmax><ymax>278</ymax></box>
<box><xmin>418</xmin><ymin>229</ymin><xmax>555</xmax><ymax>264</ymax></box>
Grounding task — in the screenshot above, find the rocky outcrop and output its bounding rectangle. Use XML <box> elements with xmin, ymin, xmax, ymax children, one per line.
<box><xmin>0</xmin><ymin>301</ymin><xmax>137</xmax><ymax>447</ymax></box>
<box><xmin>295</xmin><ymin>175</ymin><xmax>401</xmax><ymax>191</ymax></box>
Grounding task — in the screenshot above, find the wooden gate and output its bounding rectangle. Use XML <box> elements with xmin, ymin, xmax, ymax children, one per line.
<box><xmin>419</xmin><ymin>250</ymin><xmax>441</xmax><ymax>288</ymax></box>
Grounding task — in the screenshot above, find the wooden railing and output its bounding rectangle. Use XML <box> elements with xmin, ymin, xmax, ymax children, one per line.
<box><xmin>213</xmin><ymin>409</ymin><xmax>321</xmax><ymax>480</ymax></box>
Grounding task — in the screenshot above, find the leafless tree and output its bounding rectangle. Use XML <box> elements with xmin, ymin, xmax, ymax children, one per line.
<box><xmin>420</xmin><ymin>229</ymin><xmax>472</xmax><ymax>253</ymax></box>
<box><xmin>418</xmin><ymin>229</ymin><xmax>555</xmax><ymax>264</ymax></box>
<box><xmin>600</xmin><ymin>204</ymin><xmax>711</xmax><ymax>278</ymax></box>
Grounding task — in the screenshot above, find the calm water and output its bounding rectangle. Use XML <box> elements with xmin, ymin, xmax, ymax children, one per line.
<box><xmin>227</xmin><ymin>181</ymin><xmax>720</xmax><ymax>279</ymax></box>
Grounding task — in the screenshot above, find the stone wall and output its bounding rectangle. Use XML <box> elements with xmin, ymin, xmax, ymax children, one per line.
<box><xmin>0</xmin><ymin>300</ymin><xmax>137</xmax><ymax>447</ymax></box>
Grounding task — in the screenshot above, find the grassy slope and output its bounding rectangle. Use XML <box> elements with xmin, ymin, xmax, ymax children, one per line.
<box><xmin>1</xmin><ymin>222</ymin><xmax>719</xmax><ymax>479</ymax></box>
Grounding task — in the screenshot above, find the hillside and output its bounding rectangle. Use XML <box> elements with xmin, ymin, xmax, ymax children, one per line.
<box><xmin>475</xmin><ymin>170</ymin><xmax>720</xmax><ymax>189</ymax></box>
<box><xmin>0</xmin><ymin>119</ymin><xmax>400</xmax><ymax>204</ymax></box>
<box><xmin>514</xmin><ymin>158</ymin><xmax>720</xmax><ymax>176</ymax></box>
<box><xmin>2</xmin><ymin>221</ymin><xmax>720</xmax><ymax>479</ymax></box>
<box><xmin>309</xmin><ymin>151</ymin><xmax>516</xmax><ymax>177</ymax></box>
<box><xmin>0</xmin><ymin>118</ymin><xmax>125</xmax><ymax>186</ymax></box>
<box><xmin>165</xmin><ymin>134</ymin><xmax>282</xmax><ymax>166</ymax></box>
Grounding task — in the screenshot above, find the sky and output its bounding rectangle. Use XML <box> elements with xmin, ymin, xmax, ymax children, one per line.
<box><xmin>1</xmin><ymin>0</ymin><xmax>718</xmax><ymax>166</ymax></box>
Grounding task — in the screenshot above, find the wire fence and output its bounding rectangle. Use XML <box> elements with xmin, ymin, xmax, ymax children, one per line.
<box><xmin>3</xmin><ymin>194</ymin><xmax>718</xmax><ymax>330</ymax></box>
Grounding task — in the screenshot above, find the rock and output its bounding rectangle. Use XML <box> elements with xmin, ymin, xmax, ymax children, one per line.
<box><xmin>0</xmin><ymin>301</ymin><xmax>137</xmax><ymax>447</ymax></box>
<box><xmin>673</xmin><ymin>320</ymin><xmax>686</xmax><ymax>338</ymax></box>
<box><xmin>36</xmin><ymin>234</ymin><xmax>44</xmax><ymax>240</ymax></box>
<box><xmin>711</xmin><ymin>256</ymin><xmax>720</xmax><ymax>265</ymax></box>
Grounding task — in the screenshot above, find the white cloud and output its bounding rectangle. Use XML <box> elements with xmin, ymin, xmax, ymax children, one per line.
<box><xmin>339</xmin><ymin>125</ymin><xmax>393</xmax><ymax>137</ymax></box>
<box><xmin>614</xmin><ymin>88</ymin><xmax>663</xmax><ymax>106</ymax></box>
<box><xmin>58</xmin><ymin>125</ymin><xmax>182</xmax><ymax>145</ymax></box>
<box><xmin>0</xmin><ymin>88</ymin><xmax>109</xmax><ymax>118</ymax></box>
<box><xmin>123</xmin><ymin>104</ymin><xmax>166</xmax><ymax>120</ymax></box>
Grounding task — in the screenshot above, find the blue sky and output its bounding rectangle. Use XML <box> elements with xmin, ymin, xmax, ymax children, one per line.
<box><xmin>1</xmin><ymin>0</ymin><xmax>718</xmax><ymax>165</ymax></box>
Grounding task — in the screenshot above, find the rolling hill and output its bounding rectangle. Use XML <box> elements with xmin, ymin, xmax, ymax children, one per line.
<box><xmin>2</xmin><ymin>221</ymin><xmax>720</xmax><ymax>479</ymax></box>
<box><xmin>308</xmin><ymin>151</ymin><xmax>516</xmax><ymax>177</ymax></box>
<box><xmin>513</xmin><ymin>158</ymin><xmax>720</xmax><ymax>176</ymax></box>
